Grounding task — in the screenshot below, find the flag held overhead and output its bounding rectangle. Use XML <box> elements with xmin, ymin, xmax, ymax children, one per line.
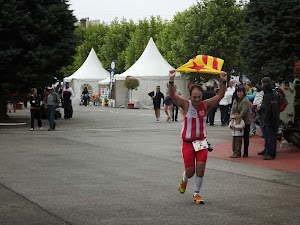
<box><xmin>176</xmin><ymin>55</ymin><xmax>224</xmax><ymax>74</ymax></box>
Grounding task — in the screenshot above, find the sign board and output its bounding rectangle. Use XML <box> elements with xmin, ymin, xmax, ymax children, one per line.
<box><xmin>109</xmin><ymin>59</ymin><xmax>115</xmax><ymax>99</ymax></box>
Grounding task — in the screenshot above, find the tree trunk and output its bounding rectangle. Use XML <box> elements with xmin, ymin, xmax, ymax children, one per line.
<box><xmin>0</xmin><ymin>91</ymin><xmax>9</xmax><ymax>122</ymax></box>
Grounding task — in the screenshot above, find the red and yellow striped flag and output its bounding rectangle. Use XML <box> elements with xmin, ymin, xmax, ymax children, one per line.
<box><xmin>176</xmin><ymin>55</ymin><xmax>224</xmax><ymax>74</ymax></box>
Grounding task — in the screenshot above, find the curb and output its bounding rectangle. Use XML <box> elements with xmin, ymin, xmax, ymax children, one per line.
<box><xmin>0</xmin><ymin>123</ymin><xmax>26</xmax><ymax>126</ymax></box>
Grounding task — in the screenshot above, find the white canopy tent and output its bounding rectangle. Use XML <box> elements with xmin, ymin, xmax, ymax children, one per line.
<box><xmin>64</xmin><ymin>48</ymin><xmax>110</xmax><ymax>104</ymax></box>
<box><xmin>99</xmin><ymin>77</ymin><xmax>111</xmax><ymax>85</ymax></box>
<box><xmin>114</xmin><ymin>37</ymin><xmax>189</xmax><ymax>108</ymax></box>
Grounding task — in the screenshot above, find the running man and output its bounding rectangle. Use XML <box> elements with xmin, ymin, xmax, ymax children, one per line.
<box><xmin>168</xmin><ymin>69</ymin><xmax>227</xmax><ymax>204</ymax></box>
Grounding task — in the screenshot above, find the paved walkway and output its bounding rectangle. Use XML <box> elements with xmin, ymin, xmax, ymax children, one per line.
<box><xmin>1</xmin><ymin>106</ymin><xmax>299</xmax><ymax>225</ymax></box>
<box><xmin>210</xmin><ymin>135</ymin><xmax>300</xmax><ymax>173</ymax></box>
<box><xmin>2</xmin><ymin>107</ymin><xmax>300</xmax><ymax>174</ymax></box>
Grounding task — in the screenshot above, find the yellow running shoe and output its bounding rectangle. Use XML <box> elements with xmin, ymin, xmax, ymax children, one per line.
<box><xmin>178</xmin><ymin>173</ymin><xmax>187</xmax><ymax>194</ymax></box>
<box><xmin>193</xmin><ymin>194</ymin><xmax>205</xmax><ymax>204</ymax></box>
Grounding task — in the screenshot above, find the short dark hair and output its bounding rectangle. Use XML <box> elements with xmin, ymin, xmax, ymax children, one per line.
<box><xmin>261</xmin><ymin>77</ymin><xmax>271</xmax><ymax>84</ymax></box>
<box><xmin>236</xmin><ymin>85</ymin><xmax>246</xmax><ymax>96</ymax></box>
<box><xmin>189</xmin><ymin>84</ymin><xmax>203</xmax><ymax>95</ymax></box>
<box><xmin>232</xmin><ymin>109</ymin><xmax>240</xmax><ymax>114</ymax></box>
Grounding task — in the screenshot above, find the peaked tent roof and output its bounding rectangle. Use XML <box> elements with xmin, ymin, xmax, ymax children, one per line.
<box><xmin>64</xmin><ymin>48</ymin><xmax>110</xmax><ymax>82</ymax></box>
<box><xmin>115</xmin><ymin>37</ymin><xmax>179</xmax><ymax>80</ymax></box>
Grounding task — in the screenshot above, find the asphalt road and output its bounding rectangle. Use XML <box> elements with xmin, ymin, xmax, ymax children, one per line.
<box><xmin>0</xmin><ymin>105</ymin><xmax>299</xmax><ymax>225</ymax></box>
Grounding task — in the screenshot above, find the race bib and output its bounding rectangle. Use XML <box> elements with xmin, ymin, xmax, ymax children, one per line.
<box><xmin>192</xmin><ymin>139</ymin><xmax>208</xmax><ymax>152</ymax></box>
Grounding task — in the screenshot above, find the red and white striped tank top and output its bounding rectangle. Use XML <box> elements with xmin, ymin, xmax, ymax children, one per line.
<box><xmin>181</xmin><ymin>100</ymin><xmax>207</xmax><ymax>141</ymax></box>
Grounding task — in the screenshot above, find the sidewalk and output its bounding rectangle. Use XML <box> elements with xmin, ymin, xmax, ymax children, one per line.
<box><xmin>210</xmin><ymin>135</ymin><xmax>300</xmax><ymax>173</ymax></box>
<box><xmin>2</xmin><ymin>107</ymin><xmax>300</xmax><ymax>174</ymax></box>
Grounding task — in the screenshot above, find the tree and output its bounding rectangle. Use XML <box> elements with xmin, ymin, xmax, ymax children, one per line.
<box><xmin>196</xmin><ymin>0</ymin><xmax>244</xmax><ymax>76</ymax></box>
<box><xmin>125</xmin><ymin>16</ymin><xmax>166</xmax><ymax>70</ymax></box>
<box><xmin>0</xmin><ymin>0</ymin><xmax>77</xmax><ymax>120</ymax></box>
<box><xmin>124</xmin><ymin>76</ymin><xmax>139</xmax><ymax>104</ymax></box>
<box><xmin>100</xmin><ymin>18</ymin><xmax>136</xmax><ymax>74</ymax></box>
<box><xmin>157</xmin><ymin>0</ymin><xmax>245</xmax><ymax>83</ymax></box>
<box><xmin>240</xmin><ymin>0</ymin><xmax>300</xmax><ymax>84</ymax></box>
<box><xmin>62</xmin><ymin>23</ymin><xmax>109</xmax><ymax>76</ymax></box>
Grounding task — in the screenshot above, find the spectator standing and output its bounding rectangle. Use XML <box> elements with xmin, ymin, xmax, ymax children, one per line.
<box><xmin>257</xmin><ymin>78</ymin><xmax>280</xmax><ymax>160</ymax></box>
<box><xmin>62</xmin><ymin>82</ymin><xmax>74</xmax><ymax>119</ymax></box>
<box><xmin>45</xmin><ymin>87</ymin><xmax>60</xmax><ymax>131</ymax></box>
<box><xmin>229</xmin><ymin>110</ymin><xmax>245</xmax><ymax>158</ymax></box>
<box><xmin>82</xmin><ymin>87</ymin><xmax>89</xmax><ymax>106</ymax></box>
<box><xmin>292</xmin><ymin>74</ymin><xmax>300</xmax><ymax>90</ymax></box>
<box><xmin>246</xmin><ymin>87</ymin><xmax>257</xmax><ymax>135</ymax></box>
<box><xmin>219</xmin><ymin>89</ymin><xmax>231</xmax><ymax>126</ymax></box>
<box><xmin>227</xmin><ymin>81</ymin><xmax>236</xmax><ymax>117</ymax></box>
<box><xmin>202</xmin><ymin>86</ymin><xmax>216</xmax><ymax>126</ymax></box>
<box><xmin>152</xmin><ymin>86</ymin><xmax>164</xmax><ymax>122</ymax></box>
<box><xmin>29</xmin><ymin>88</ymin><xmax>42</xmax><ymax>131</ymax></box>
<box><xmin>209</xmin><ymin>87</ymin><xmax>218</xmax><ymax>126</ymax></box>
<box><xmin>231</xmin><ymin>86</ymin><xmax>251</xmax><ymax>157</ymax></box>
<box><xmin>244</xmin><ymin>80</ymin><xmax>253</xmax><ymax>95</ymax></box>
<box><xmin>252</xmin><ymin>86</ymin><xmax>264</xmax><ymax>136</ymax></box>
<box><xmin>246</xmin><ymin>87</ymin><xmax>257</xmax><ymax>102</ymax></box>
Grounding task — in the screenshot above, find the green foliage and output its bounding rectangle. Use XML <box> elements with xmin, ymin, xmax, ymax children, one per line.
<box><xmin>0</xmin><ymin>0</ymin><xmax>77</xmax><ymax>117</ymax></box>
<box><xmin>157</xmin><ymin>0</ymin><xmax>245</xmax><ymax>83</ymax></box>
<box><xmin>124</xmin><ymin>76</ymin><xmax>139</xmax><ymax>104</ymax></box>
<box><xmin>124</xmin><ymin>77</ymin><xmax>140</xmax><ymax>90</ymax></box>
<box><xmin>0</xmin><ymin>0</ymin><xmax>77</xmax><ymax>89</ymax></box>
<box><xmin>240</xmin><ymin>0</ymin><xmax>300</xmax><ymax>83</ymax></box>
<box><xmin>63</xmin><ymin>23</ymin><xmax>109</xmax><ymax>76</ymax></box>
<box><xmin>157</xmin><ymin>9</ymin><xmax>197</xmax><ymax>69</ymax></box>
<box><xmin>125</xmin><ymin>16</ymin><xmax>166</xmax><ymax>70</ymax></box>
<box><xmin>99</xmin><ymin>19</ymin><xmax>136</xmax><ymax>73</ymax></box>
<box><xmin>103</xmin><ymin>97</ymin><xmax>109</xmax><ymax>104</ymax></box>
<box><xmin>197</xmin><ymin>0</ymin><xmax>244</xmax><ymax>75</ymax></box>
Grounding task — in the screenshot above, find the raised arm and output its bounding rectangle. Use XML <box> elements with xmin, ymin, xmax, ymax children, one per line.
<box><xmin>168</xmin><ymin>70</ymin><xmax>188</xmax><ymax>109</ymax></box>
<box><xmin>203</xmin><ymin>71</ymin><xmax>227</xmax><ymax>111</ymax></box>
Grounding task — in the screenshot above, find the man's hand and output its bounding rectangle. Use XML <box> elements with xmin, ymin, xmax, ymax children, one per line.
<box><xmin>219</xmin><ymin>71</ymin><xmax>227</xmax><ymax>82</ymax></box>
<box><xmin>169</xmin><ymin>70</ymin><xmax>176</xmax><ymax>80</ymax></box>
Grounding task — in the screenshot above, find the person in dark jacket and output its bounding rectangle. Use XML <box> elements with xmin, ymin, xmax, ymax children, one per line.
<box><xmin>44</xmin><ymin>87</ymin><xmax>60</xmax><ymax>131</ymax></box>
<box><xmin>152</xmin><ymin>86</ymin><xmax>165</xmax><ymax>122</ymax></box>
<box><xmin>82</xmin><ymin>87</ymin><xmax>89</xmax><ymax>106</ymax></box>
<box><xmin>257</xmin><ymin>80</ymin><xmax>280</xmax><ymax>160</ymax></box>
<box><xmin>62</xmin><ymin>82</ymin><xmax>74</xmax><ymax>119</ymax></box>
<box><xmin>203</xmin><ymin>86</ymin><xmax>217</xmax><ymax>126</ymax></box>
<box><xmin>29</xmin><ymin>88</ymin><xmax>42</xmax><ymax>131</ymax></box>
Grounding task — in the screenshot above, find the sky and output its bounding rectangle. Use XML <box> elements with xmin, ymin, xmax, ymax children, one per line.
<box><xmin>68</xmin><ymin>0</ymin><xmax>198</xmax><ymax>23</ymax></box>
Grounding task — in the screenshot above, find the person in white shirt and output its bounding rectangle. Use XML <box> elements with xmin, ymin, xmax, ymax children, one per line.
<box><xmin>227</xmin><ymin>80</ymin><xmax>235</xmax><ymax>106</ymax></box>
<box><xmin>219</xmin><ymin>89</ymin><xmax>232</xmax><ymax>126</ymax></box>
